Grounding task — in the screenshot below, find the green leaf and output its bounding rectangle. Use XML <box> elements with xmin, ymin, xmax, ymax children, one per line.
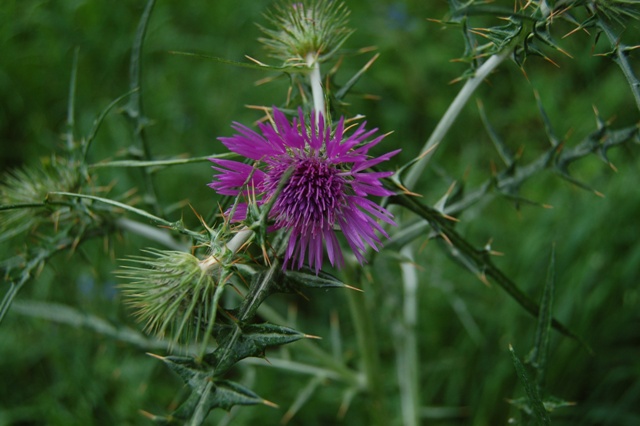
<box><xmin>152</xmin><ymin>355</ymin><xmax>272</xmax><ymax>423</ymax></box>
<box><xmin>282</xmin><ymin>267</ymin><xmax>351</xmax><ymax>290</ymax></box>
<box><xmin>527</xmin><ymin>247</ymin><xmax>555</xmax><ymax>387</ymax></box>
<box><xmin>509</xmin><ymin>345</ymin><xmax>550</xmax><ymax>425</ymax></box>
<box><xmin>208</xmin><ymin>322</ymin><xmax>307</xmax><ymax>374</ymax></box>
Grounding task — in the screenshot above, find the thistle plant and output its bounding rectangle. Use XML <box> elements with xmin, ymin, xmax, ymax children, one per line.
<box><xmin>1</xmin><ymin>1</ymin><xmax>639</xmax><ymax>425</ymax></box>
<box><xmin>210</xmin><ymin>108</ymin><xmax>399</xmax><ymax>272</ymax></box>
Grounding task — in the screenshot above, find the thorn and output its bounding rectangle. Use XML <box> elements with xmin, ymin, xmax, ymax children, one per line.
<box><xmin>441</xmin><ymin>213</ymin><xmax>460</xmax><ymax>222</ymax></box>
<box><xmin>344</xmin><ymin>284</ymin><xmax>364</xmax><ymax>293</ymax></box>
<box><xmin>562</xmin><ymin>25</ymin><xmax>583</xmax><ymax>39</ymax></box>
<box><xmin>417</xmin><ymin>141</ymin><xmax>440</xmax><ymax>160</ymax></box>
<box><xmin>445</xmin><ymin>180</ymin><xmax>457</xmax><ymax>197</ymax></box>
<box><xmin>263</xmin><ymin>399</ymin><xmax>279</xmax><ymax>409</ymax></box>
<box><xmin>609</xmin><ymin>162</ymin><xmax>618</xmax><ymax>172</ymax></box>
<box><xmin>439</xmin><ymin>231</ymin><xmax>453</xmax><ymax>247</ymax></box>
<box><xmin>245</xmin><ymin>55</ymin><xmax>268</xmax><ymax>67</ymax></box>
<box><xmin>361</xmin><ymin>53</ymin><xmax>381</xmax><ymax>73</ymax></box>
<box><xmin>255</xmin><ymin>75</ymin><xmax>278</xmax><ymax>86</ymax></box>
<box><xmin>356</xmin><ymin>46</ymin><xmax>378</xmax><ymax>54</ymax></box>
<box><xmin>594</xmin><ymin>190</ymin><xmax>605</xmax><ymax>198</ymax></box>
<box><xmin>418</xmin><ymin>236</ymin><xmax>430</xmax><ymax>254</ymax></box>
<box><xmin>489</xmin><ymin>250</ymin><xmax>504</xmax><ymax>257</ymax></box>
<box><xmin>304</xmin><ymin>334</ymin><xmax>322</xmax><ymax>340</ymax></box>
<box><xmin>393</xmin><ymin>179</ymin><xmax>421</xmax><ymax>197</ymax></box>
<box><xmin>328</xmin><ymin>54</ymin><xmax>344</xmax><ymax>76</ymax></box>
<box><xmin>362</xmin><ymin>93</ymin><xmax>381</xmax><ymax>101</ymax></box>
<box><xmin>146</xmin><ymin>352</ymin><xmax>165</xmax><ymax>361</ymax></box>
<box><xmin>543</xmin><ymin>56</ymin><xmax>561</xmax><ymax>68</ymax></box>
<box><xmin>542</xmin><ymin>204</ymin><xmax>554</xmax><ymax>209</ymax></box>
<box><xmin>490</xmin><ymin>160</ymin><xmax>497</xmax><ymax>177</ymax></box>
<box><xmin>139</xmin><ymin>410</ymin><xmax>160</xmax><ymax>420</ymax></box>
<box><xmin>478</xmin><ymin>272</ymin><xmax>491</xmax><ymax>287</ymax></box>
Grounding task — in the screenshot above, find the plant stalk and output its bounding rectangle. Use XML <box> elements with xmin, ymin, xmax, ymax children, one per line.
<box><xmin>307</xmin><ymin>53</ymin><xmax>325</xmax><ymax>122</ymax></box>
<box><xmin>404</xmin><ymin>50</ymin><xmax>510</xmax><ymax>190</ymax></box>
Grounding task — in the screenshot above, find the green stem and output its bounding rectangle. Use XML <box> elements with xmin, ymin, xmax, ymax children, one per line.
<box><xmin>48</xmin><ymin>192</ymin><xmax>202</xmax><ymax>241</ymax></box>
<box><xmin>344</xmin><ymin>267</ymin><xmax>387</xmax><ymax>426</ymax></box>
<box><xmin>404</xmin><ymin>50</ymin><xmax>510</xmax><ymax>190</ymax></box>
<box><xmin>88</xmin><ymin>153</ymin><xmax>234</xmax><ymax>169</ymax></box>
<box><xmin>115</xmin><ymin>218</ymin><xmax>188</xmax><ymax>250</ymax></box>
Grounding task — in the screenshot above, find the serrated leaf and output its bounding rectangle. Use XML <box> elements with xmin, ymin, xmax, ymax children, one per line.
<box><xmin>156</xmin><ymin>355</ymin><xmax>207</xmax><ymax>386</ymax></box>
<box><xmin>282</xmin><ymin>267</ymin><xmax>348</xmax><ymax>290</ymax></box>
<box><xmin>153</xmin><ymin>355</ymin><xmax>270</xmax><ymax>423</ymax></box>
<box><xmin>207</xmin><ymin>322</ymin><xmax>307</xmax><ymax>374</ymax></box>
<box><xmin>209</xmin><ymin>380</ymin><xmax>269</xmax><ymax>410</ymax></box>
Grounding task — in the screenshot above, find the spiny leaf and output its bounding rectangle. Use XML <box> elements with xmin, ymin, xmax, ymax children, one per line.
<box><xmin>282</xmin><ymin>267</ymin><xmax>351</xmax><ymax>290</ymax></box>
<box><xmin>207</xmin><ymin>322</ymin><xmax>308</xmax><ymax>373</ymax></box>
<box><xmin>527</xmin><ymin>246</ymin><xmax>555</xmax><ymax>388</ymax></box>
<box><xmin>151</xmin><ymin>355</ymin><xmax>273</xmax><ymax>422</ymax></box>
<box><xmin>509</xmin><ymin>345</ymin><xmax>551</xmax><ymax>426</ymax></box>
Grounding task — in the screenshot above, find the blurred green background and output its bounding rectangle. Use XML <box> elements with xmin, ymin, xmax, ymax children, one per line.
<box><xmin>1</xmin><ymin>1</ymin><xmax>639</xmax><ymax>425</ymax></box>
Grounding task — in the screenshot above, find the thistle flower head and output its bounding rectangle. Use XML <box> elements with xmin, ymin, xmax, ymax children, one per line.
<box><xmin>259</xmin><ymin>0</ymin><xmax>353</xmax><ymax>65</ymax></box>
<box><xmin>209</xmin><ymin>108</ymin><xmax>400</xmax><ymax>274</ymax></box>
<box><xmin>0</xmin><ymin>156</ymin><xmax>80</xmax><ymax>241</ymax></box>
<box><xmin>119</xmin><ymin>248</ymin><xmax>225</xmax><ymax>346</ymax></box>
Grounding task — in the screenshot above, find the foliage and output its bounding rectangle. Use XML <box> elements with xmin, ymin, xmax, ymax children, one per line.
<box><xmin>1</xmin><ymin>1</ymin><xmax>639</xmax><ymax>425</ymax></box>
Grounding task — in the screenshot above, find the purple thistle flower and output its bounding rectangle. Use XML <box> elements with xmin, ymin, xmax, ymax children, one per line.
<box><xmin>209</xmin><ymin>108</ymin><xmax>400</xmax><ymax>273</ymax></box>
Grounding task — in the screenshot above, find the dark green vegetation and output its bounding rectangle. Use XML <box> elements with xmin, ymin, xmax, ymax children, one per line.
<box><xmin>1</xmin><ymin>1</ymin><xmax>639</xmax><ymax>425</ymax></box>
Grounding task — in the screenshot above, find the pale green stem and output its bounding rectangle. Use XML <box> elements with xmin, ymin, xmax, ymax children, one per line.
<box><xmin>199</xmin><ymin>228</ymin><xmax>254</xmax><ymax>272</ymax></box>
<box><xmin>404</xmin><ymin>50</ymin><xmax>510</xmax><ymax>190</ymax></box>
<box><xmin>397</xmin><ymin>246</ymin><xmax>420</xmax><ymax>426</ymax></box>
<box><xmin>116</xmin><ymin>218</ymin><xmax>188</xmax><ymax>251</ymax></box>
<box><xmin>306</xmin><ymin>53</ymin><xmax>325</xmax><ymax>122</ymax></box>
<box><xmin>225</xmin><ymin>228</ymin><xmax>253</xmax><ymax>254</ymax></box>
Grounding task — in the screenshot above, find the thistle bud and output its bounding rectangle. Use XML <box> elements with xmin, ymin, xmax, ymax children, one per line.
<box><xmin>119</xmin><ymin>248</ymin><xmax>225</xmax><ymax>346</ymax></box>
<box><xmin>258</xmin><ymin>0</ymin><xmax>353</xmax><ymax>65</ymax></box>
<box><xmin>0</xmin><ymin>156</ymin><xmax>80</xmax><ymax>241</ymax></box>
